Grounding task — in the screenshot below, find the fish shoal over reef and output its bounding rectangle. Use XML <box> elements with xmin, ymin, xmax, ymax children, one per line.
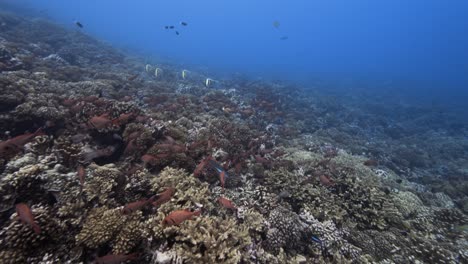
<box><xmin>0</xmin><ymin>9</ymin><xmax>466</xmax><ymax>264</ymax></box>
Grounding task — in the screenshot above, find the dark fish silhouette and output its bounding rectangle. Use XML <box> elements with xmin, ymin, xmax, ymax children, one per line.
<box><xmin>273</xmin><ymin>20</ymin><xmax>280</xmax><ymax>29</ymax></box>
<box><xmin>128</xmin><ymin>73</ymin><xmax>139</xmax><ymax>81</ymax></box>
<box><xmin>165</xmin><ymin>26</ymin><xmax>169</xmax><ymax>29</ymax></box>
<box><xmin>180</xmin><ymin>21</ymin><xmax>188</xmax><ymax>26</ymax></box>
<box><xmin>175</xmin><ymin>31</ymin><xmax>179</xmax><ymax>35</ymax></box>
<box><xmin>169</xmin><ymin>25</ymin><xmax>175</xmax><ymax>29</ymax></box>
<box><xmin>75</xmin><ymin>21</ymin><xmax>83</xmax><ymax>28</ymax></box>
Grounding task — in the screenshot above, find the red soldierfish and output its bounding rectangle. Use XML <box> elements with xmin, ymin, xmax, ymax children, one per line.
<box><xmin>152</xmin><ymin>187</ymin><xmax>176</xmax><ymax>207</ymax></box>
<box><xmin>193</xmin><ymin>156</ymin><xmax>211</xmax><ymax>177</ymax></box>
<box><xmin>123</xmin><ymin>139</ymin><xmax>137</xmax><ymax>155</ymax></box>
<box><xmin>141</xmin><ymin>154</ymin><xmax>160</xmax><ymax>167</ymax></box>
<box><xmin>15</xmin><ymin>203</ymin><xmax>41</xmax><ymax>234</ymax></box>
<box><xmin>77</xmin><ymin>165</ymin><xmax>86</xmax><ymax>188</ymax></box>
<box><xmin>218</xmin><ymin>197</ymin><xmax>237</xmax><ymax>211</ymax></box>
<box><xmin>319</xmin><ymin>175</ymin><xmax>335</xmax><ymax>187</ymax></box>
<box><xmin>0</xmin><ymin>128</ymin><xmax>44</xmax><ymax>158</ymax></box>
<box><xmin>161</xmin><ymin>209</ymin><xmax>201</xmax><ymax>226</ymax></box>
<box><xmin>112</xmin><ymin>112</ymin><xmax>134</xmax><ymax>126</ymax></box>
<box><xmin>95</xmin><ymin>253</ymin><xmax>139</xmax><ymax>264</ymax></box>
<box><xmin>219</xmin><ymin>170</ymin><xmax>226</xmax><ymax>190</ymax></box>
<box><xmin>88</xmin><ymin>114</ymin><xmax>112</xmax><ymax>130</ymax></box>
<box><xmin>122</xmin><ymin>195</ymin><xmax>156</xmax><ymax>215</ymax></box>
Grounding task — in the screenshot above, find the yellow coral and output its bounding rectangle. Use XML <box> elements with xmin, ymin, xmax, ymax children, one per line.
<box><xmin>76</xmin><ymin>207</ymin><xmax>125</xmax><ymax>248</ymax></box>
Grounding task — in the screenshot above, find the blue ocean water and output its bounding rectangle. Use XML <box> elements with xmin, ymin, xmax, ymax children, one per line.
<box><xmin>7</xmin><ymin>0</ymin><xmax>468</xmax><ymax>102</ymax></box>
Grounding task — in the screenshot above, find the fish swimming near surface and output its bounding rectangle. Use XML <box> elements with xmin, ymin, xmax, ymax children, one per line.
<box><xmin>15</xmin><ymin>203</ymin><xmax>41</xmax><ymax>234</ymax></box>
<box><xmin>180</xmin><ymin>21</ymin><xmax>188</xmax><ymax>26</ymax></box>
<box><xmin>175</xmin><ymin>31</ymin><xmax>180</xmax><ymax>35</ymax></box>
<box><xmin>95</xmin><ymin>253</ymin><xmax>139</xmax><ymax>264</ymax></box>
<box><xmin>122</xmin><ymin>195</ymin><xmax>157</xmax><ymax>214</ymax></box>
<box><xmin>75</xmin><ymin>21</ymin><xmax>83</xmax><ymax>28</ymax></box>
<box><xmin>152</xmin><ymin>187</ymin><xmax>176</xmax><ymax>207</ymax></box>
<box><xmin>162</xmin><ymin>209</ymin><xmax>201</xmax><ymax>226</ymax></box>
<box><xmin>169</xmin><ymin>25</ymin><xmax>175</xmax><ymax>29</ymax></box>
<box><xmin>280</xmin><ymin>36</ymin><xmax>288</xmax><ymax>40</ymax></box>
<box><xmin>273</xmin><ymin>20</ymin><xmax>280</xmax><ymax>29</ymax></box>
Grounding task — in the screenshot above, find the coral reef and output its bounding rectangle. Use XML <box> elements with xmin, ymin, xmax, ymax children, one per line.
<box><xmin>0</xmin><ymin>9</ymin><xmax>466</xmax><ymax>264</ymax></box>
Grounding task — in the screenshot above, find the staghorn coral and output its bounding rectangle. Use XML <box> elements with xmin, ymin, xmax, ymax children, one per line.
<box><xmin>150</xmin><ymin>167</ymin><xmax>213</xmax><ymax>212</ymax></box>
<box><xmin>163</xmin><ymin>216</ymin><xmax>251</xmax><ymax>264</ymax></box>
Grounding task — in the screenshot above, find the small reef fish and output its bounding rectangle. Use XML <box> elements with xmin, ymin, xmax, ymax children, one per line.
<box><xmin>219</xmin><ymin>170</ymin><xmax>226</xmax><ymax>190</ymax></box>
<box><xmin>88</xmin><ymin>114</ymin><xmax>112</xmax><ymax>130</ymax></box>
<box><xmin>273</xmin><ymin>20</ymin><xmax>280</xmax><ymax>29</ymax></box>
<box><xmin>319</xmin><ymin>175</ymin><xmax>335</xmax><ymax>187</ymax></box>
<box><xmin>112</xmin><ymin>112</ymin><xmax>134</xmax><ymax>126</ymax></box>
<box><xmin>311</xmin><ymin>235</ymin><xmax>322</xmax><ymax>244</ymax></box>
<box><xmin>218</xmin><ymin>197</ymin><xmax>237</xmax><ymax>211</ymax></box>
<box><xmin>311</xmin><ymin>235</ymin><xmax>324</xmax><ymax>251</ymax></box>
<box><xmin>75</xmin><ymin>21</ymin><xmax>83</xmax><ymax>28</ymax></box>
<box><xmin>193</xmin><ymin>156</ymin><xmax>211</xmax><ymax>177</ymax></box>
<box><xmin>95</xmin><ymin>253</ymin><xmax>139</xmax><ymax>264</ymax></box>
<box><xmin>61</xmin><ymin>98</ymin><xmax>77</xmax><ymax>107</ymax></box>
<box><xmin>0</xmin><ymin>128</ymin><xmax>44</xmax><ymax>158</ymax></box>
<box><xmin>15</xmin><ymin>203</ymin><xmax>41</xmax><ymax>234</ymax></box>
<box><xmin>152</xmin><ymin>187</ymin><xmax>176</xmax><ymax>207</ymax></box>
<box><xmin>363</xmin><ymin>159</ymin><xmax>378</xmax><ymax>166</ymax></box>
<box><xmin>122</xmin><ymin>195</ymin><xmax>156</xmax><ymax>214</ymax></box>
<box><xmin>80</xmin><ymin>146</ymin><xmax>116</xmax><ymax>163</ymax></box>
<box><xmin>209</xmin><ymin>160</ymin><xmax>228</xmax><ymax>190</ymax></box>
<box><xmin>162</xmin><ymin>209</ymin><xmax>201</xmax><ymax>226</ymax></box>
<box><xmin>77</xmin><ymin>165</ymin><xmax>86</xmax><ymax>188</ymax></box>
<box><xmin>127</xmin><ymin>73</ymin><xmax>139</xmax><ymax>81</ymax></box>
<box><xmin>141</xmin><ymin>154</ymin><xmax>160</xmax><ymax>167</ymax></box>
<box><xmin>180</xmin><ymin>21</ymin><xmax>188</xmax><ymax>26</ymax></box>
<box><xmin>123</xmin><ymin>139</ymin><xmax>137</xmax><ymax>155</ymax></box>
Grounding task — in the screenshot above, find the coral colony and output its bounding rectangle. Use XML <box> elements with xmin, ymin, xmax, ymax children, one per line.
<box><xmin>0</xmin><ymin>11</ymin><xmax>467</xmax><ymax>264</ymax></box>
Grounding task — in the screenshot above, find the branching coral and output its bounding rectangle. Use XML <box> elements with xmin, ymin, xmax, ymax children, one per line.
<box><xmin>0</xmin><ymin>205</ymin><xmax>68</xmax><ymax>263</ymax></box>
<box><xmin>76</xmin><ymin>207</ymin><xmax>125</xmax><ymax>248</ymax></box>
<box><xmin>150</xmin><ymin>167</ymin><xmax>213</xmax><ymax>212</ymax></box>
<box><xmin>163</xmin><ymin>216</ymin><xmax>251</xmax><ymax>264</ymax></box>
<box><xmin>82</xmin><ymin>163</ymin><xmax>121</xmax><ymax>206</ymax></box>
